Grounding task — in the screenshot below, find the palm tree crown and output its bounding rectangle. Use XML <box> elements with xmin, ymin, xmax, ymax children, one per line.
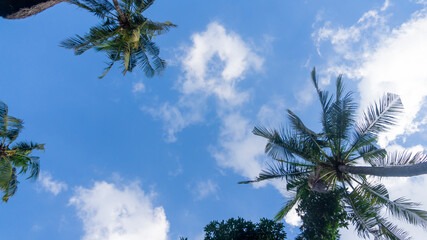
<box><xmin>241</xmin><ymin>68</ymin><xmax>427</xmax><ymax>239</ymax></box>
<box><xmin>61</xmin><ymin>0</ymin><xmax>176</xmax><ymax>78</ymax></box>
<box><xmin>0</xmin><ymin>101</ymin><xmax>44</xmax><ymax>202</ymax></box>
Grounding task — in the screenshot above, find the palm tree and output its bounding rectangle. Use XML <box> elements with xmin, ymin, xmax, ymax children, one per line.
<box><xmin>240</xmin><ymin>68</ymin><xmax>427</xmax><ymax>239</ymax></box>
<box><xmin>0</xmin><ymin>101</ymin><xmax>44</xmax><ymax>202</ymax></box>
<box><xmin>60</xmin><ymin>0</ymin><xmax>176</xmax><ymax>78</ymax></box>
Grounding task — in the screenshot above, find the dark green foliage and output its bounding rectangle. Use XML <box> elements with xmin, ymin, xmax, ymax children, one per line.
<box><xmin>296</xmin><ymin>189</ymin><xmax>349</xmax><ymax>240</ymax></box>
<box><xmin>204</xmin><ymin>217</ymin><xmax>286</xmax><ymax>240</ymax></box>
<box><xmin>0</xmin><ymin>101</ymin><xmax>44</xmax><ymax>202</ymax></box>
<box><xmin>240</xmin><ymin>68</ymin><xmax>427</xmax><ymax>239</ymax></box>
<box><xmin>61</xmin><ymin>0</ymin><xmax>176</xmax><ymax>78</ymax></box>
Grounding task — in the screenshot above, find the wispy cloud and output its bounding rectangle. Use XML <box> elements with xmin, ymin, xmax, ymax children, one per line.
<box><xmin>69</xmin><ymin>181</ymin><xmax>169</xmax><ymax>240</ymax></box>
<box><xmin>190</xmin><ymin>179</ymin><xmax>219</xmax><ymax>201</ymax></box>
<box><xmin>132</xmin><ymin>82</ymin><xmax>145</xmax><ymax>94</ymax></box>
<box><xmin>37</xmin><ymin>171</ymin><xmax>67</xmax><ymax>195</ymax></box>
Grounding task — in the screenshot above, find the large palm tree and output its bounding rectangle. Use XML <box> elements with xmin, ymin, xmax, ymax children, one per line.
<box><xmin>240</xmin><ymin>68</ymin><xmax>427</xmax><ymax>239</ymax></box>
<box><xmin>60</xmin><ymin>0</ymin><xmax>176</xmax><ymax>78</ymax></box>
<box><xmin>0</xmin><ymin>101</ymin><xmax>44</xmax><ymax>202</ymax></box>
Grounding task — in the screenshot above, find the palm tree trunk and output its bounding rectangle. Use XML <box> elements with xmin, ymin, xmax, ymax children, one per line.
<box><xmin>339</xmin><ymin>163</ymin><xmax>427</xmax><ymax>177</ymax></box>
<box><xmin>2</xmin><ymin>0</ymin><xmax>65</xmax><ymax>19</ymax></box>
<box><xmin>112</xmin><ymin>0</ymin><xmax>128</xmax><ymax>28</ymax></box>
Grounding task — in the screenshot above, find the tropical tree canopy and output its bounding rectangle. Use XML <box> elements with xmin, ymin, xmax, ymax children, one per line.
<box><xmin>60</xmin><ymin>0</ymin><xmax>176</xmax><ymax>78</ymax></box>
<box><xmin>0</xmin><ymin>101</ymin><xmax>44</xmax><ymax>202</ymax></box>
<box><xmin>204</xmin><ymin>217</ymin><xmax>287</xmax><ymax>240</ymax></box>
<box><xmin>295</xmin><ymin>188</ymin><xmax>349</xmax><ymax>240</ymax></box>
<box><xmin>240</xmin><ymin>68</ymin><xmax>427</xmax><ymax>239</ymax></box>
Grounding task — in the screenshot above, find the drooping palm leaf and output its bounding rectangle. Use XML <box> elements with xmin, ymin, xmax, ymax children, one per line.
<box><xmin>238</xmin><ymin>162</ymin><xmax>311</xmax><ymax>184</ymax></box>
<box><xmin>0</xmin><ymin>102</ymin><xmax>43</xmax><ymax>202</ymax></box>
<box><xmin>274</xmin><ymin>190</ymin><xmax>302</xmax><ymax>221</ymax></box>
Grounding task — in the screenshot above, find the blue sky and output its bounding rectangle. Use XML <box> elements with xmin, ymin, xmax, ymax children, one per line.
<box><xmin>1</xmin><ymin>0</ymin><xmax>427</xmax><ymax>239</ymax></box>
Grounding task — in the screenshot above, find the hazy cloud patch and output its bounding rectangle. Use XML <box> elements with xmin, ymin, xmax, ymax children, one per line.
<box><xmin>37</xmin><ymin>171</ymin><xmax>68</xmax><ymax>195</ymax></box>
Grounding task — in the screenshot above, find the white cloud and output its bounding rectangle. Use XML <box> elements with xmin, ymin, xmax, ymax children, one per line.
<box><xmin>144</xmin><ymin>22</ymin><xmax>263</xmax><ymax>142</ymax></box>
<box><xmin>132</xmin><ymin>82</ymin><xmax>145</xmax><ymax>94</ymax></box>
<box><xmin>357</xmin><ymin>11</ymin><xmax>427</xmax><ymax>146</ymax></box>
<box><xmin>143</xmin><ymin>100</ymin><xmax>205</xmax><ymax>142</ymax></box>
<box><xmin>211</xmin><ymin>100</ymin><xmax>291</xmax><ymax>193</ymax></box>
<box><xmin>314</xmin><ymin>4</ymin><xmax>427</xmax><ymax>147</ymax></box>
<box><xmin>180</xmin><ymin>22</ymin><xmax>263</xmax><ymax>106</ymax></box>
<box><xmin>284</xmin><ymin>204</ymin><xmax>302</xmax><ymax>227</ymax></box>
<box><xmin>69</xmin><ymin>181</ymin><xmax>169</xmax><ymax>240</ymax></box>
<box><xmin>37</xmin><ymin>171</ymin><xmax>67</xmax><ymax>195</ymax></box>
<box><xmin>190</xmin><ymin>179</ymin><xmax>219</xmax><ymax>201</ymax></box>
<box><xmin>212</xmin><ymin>112</ymin><xmax>266</xmax><ymax>181</ymax></box>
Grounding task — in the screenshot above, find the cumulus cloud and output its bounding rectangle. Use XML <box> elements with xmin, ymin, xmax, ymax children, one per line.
<box><xmin>69</xmin><ymin>181</ymin><xmax>169</xmax><ymax>240</ymax></box>
<box><xmin>179</xmin><ymin>22</ymin><xmax>263</xmax><ymax>106</ymax></box>
<box><xmin>144</xmin><ymin>22</ymin><xmax>263</xmax><ymax>142</ymax></box>
<box><xmin>37</xmin><ymin>171</ymin><xmax>67</xmax><ymax>195</ymax></box>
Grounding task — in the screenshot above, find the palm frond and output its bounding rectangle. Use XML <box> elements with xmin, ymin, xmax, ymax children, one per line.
<box><xmin>328</xmin><ymin>91</ymin><xmax>357</xmax><ymax>150</ymax></box>
<box><xmin>358</xmin><ymin>181</ymin><xmax>427</xmax><ymax>228</ymax></box>
<box><xmin>375</xmin><ymin>151</ymin><xmax>427</xmax><ymax>167</ymax></box>
<box><xmin>238</xmin><ymin>162</ymin><xmax>311</xmax><ymax>184</ymax></box>
<box><xmin>0</xmin><ymin>101</ymin><xmax>7</xmax><ymax>117</ymax></box>
<box><xmin>343</xmin><ymin>187</ymin><xmax>382</xmax><ymax>239</ymax></box>
<box><xmin>274</xmin><ymin>193</ymin><xmax>301</xmax><ymax>221</ymax></box>
<box><xmin>12</xmin><ymin>141</ymin><xmax>45</xmax><ymax>152</ymax></box>
<box><xmin>358</xmin><ymin>93</ymin><xmax>403</xmax><ymax>135</ymax></box>
<box><xmin>377</xmin><ymin>218</ymin><xmax>411</xmax><ymax>240</ymax></box>
<box><xmin>26</xmin><ymin>156</ymin><xmax>40</xmax><ymax>180</ymax></box>
<box><xmin>352</xmin><ymin>144</ymin><xmax>387</xmax><ymax>166</ymax></box>
<box><xmin>345</xmin><ymin>93</ymin><xmax>403</xmax><ymax>162</ymax></box>
<box><xmin>287</xmin><ymin>110</ymin><xmax>330</xmax><ymax>159</ymax></box>
<box><xmin>68</xmin><ymin>0</ymin><xmax>115</xmax><ymax>18</ymax></box>
<box><xmin>253</xmin><ymin>126</ymin><xmax>322</xmax><ymax>164</ymax></box>
<box><xmin>60</xmin><ymin>23</ymin><xmax>119</xmax><ymax>55</ymax></box>
<box><xmin>133</xmin><ymin>0</ymin><xmax>155</xmax><ymax>13</ymax></box>
<box><xmin>0</xmin><ymin>159</ymin><xmax>13</xmax><ymax>183</ymax></box>
<box><xmin>1</xmin><ymin>167</ymin><xmax>18</xmax><ymax>202</ymax></box>
<box><xmin>286</xmin><ymin>175</ymin><xmax>309</xmax><ymax>191</ymax></box>
<box><xmin>310</xmin><ymin>68</ymin><xmax>334</xmax><ymax>135</ymax></box>
<box><xmin>143</xmin><ymin>20</ymin><xmax>177</xmax><ymax>37</ymax></box>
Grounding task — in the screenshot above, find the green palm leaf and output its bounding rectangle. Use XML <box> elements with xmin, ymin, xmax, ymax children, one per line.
<box><xmin>238</xmin><ymin>162</ymin><xmax>311</xmax><ymax>184</ymax></box>
<box><xmin>0</xmin><ymin>102</ymin><xmax>43</xmax><ymax>202</ymax></box>
<box><xmin>356</xmin><ymin>180</ymin><xmax>427</xmax><ymax>228</ymax></box>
